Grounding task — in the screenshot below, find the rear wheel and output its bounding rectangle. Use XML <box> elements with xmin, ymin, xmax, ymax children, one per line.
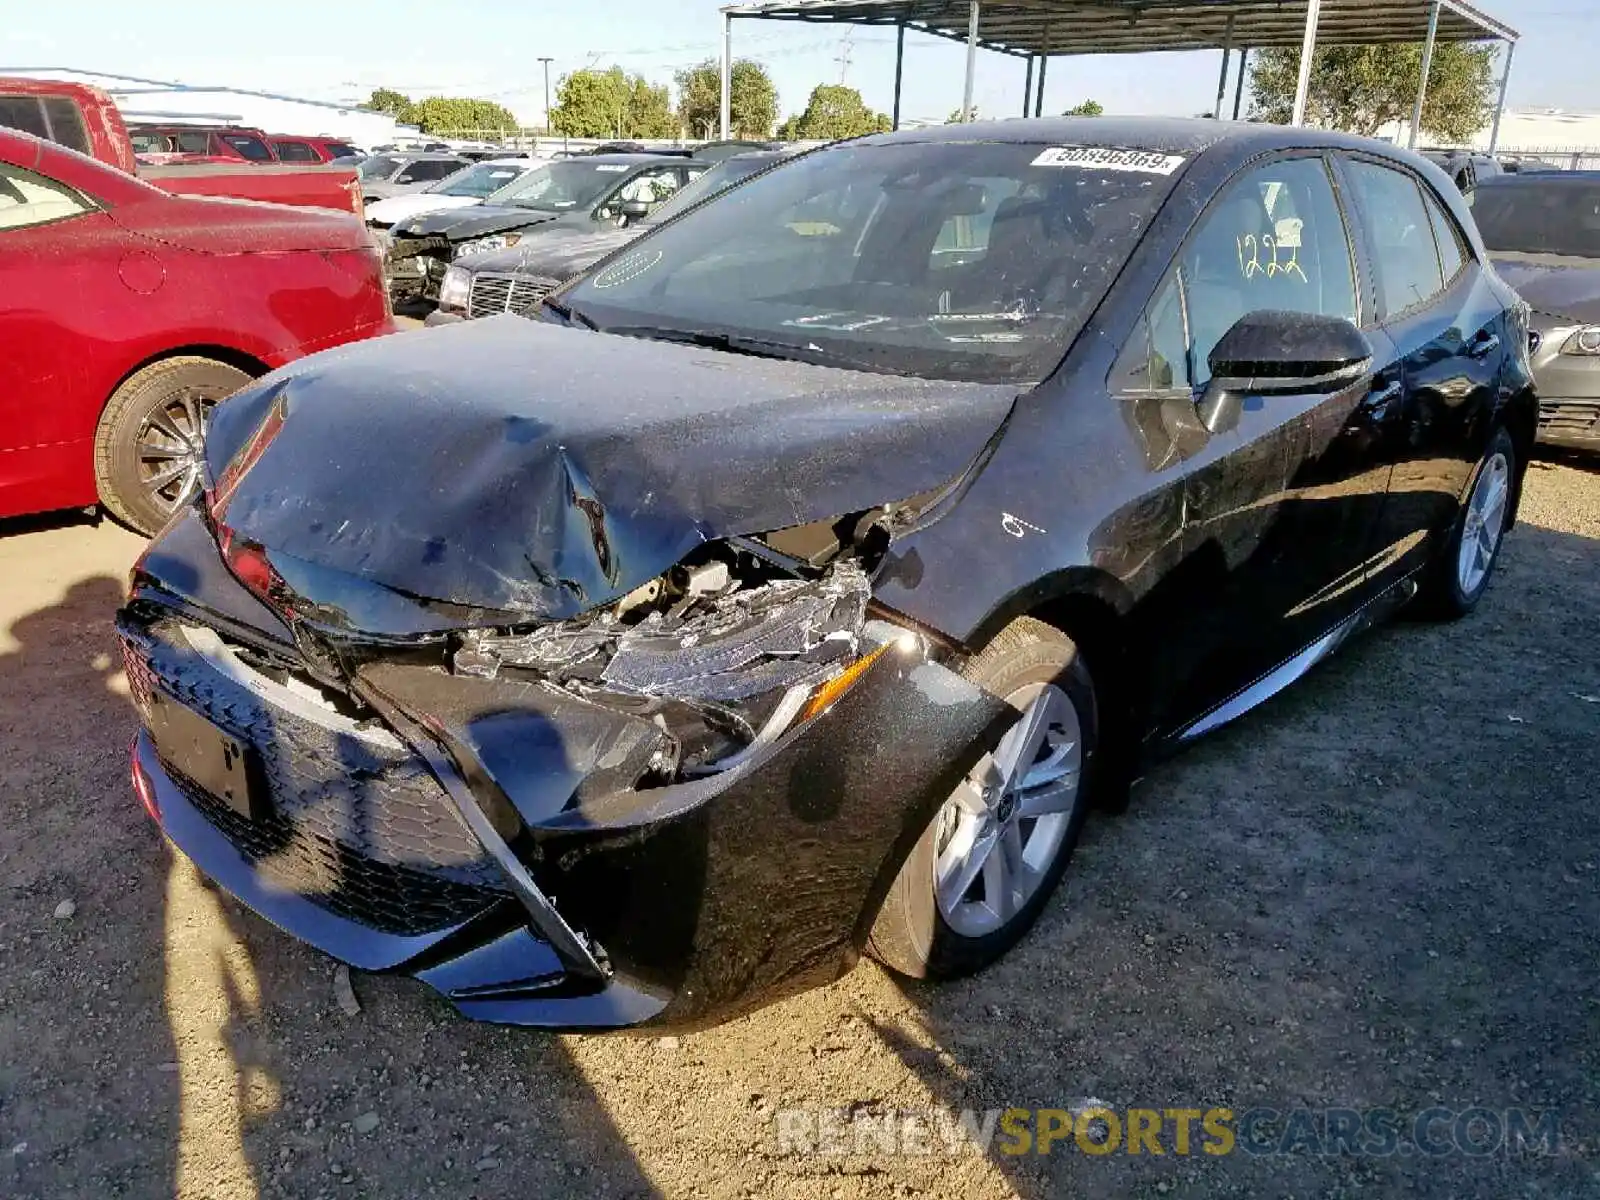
<box><xmin>94</xmin><ymin>357</ymin><xmax>253</xmax><ymax>536</ymax></box>
<box><xmin>868</xmin><ymin>617</ymin><xmax>1098</xmax><ymax>980</ymax></box>
<box><xmin>1414</xmin><ymin>425</ymin><xmax>1516</xmax><ymax>619</ymax></box>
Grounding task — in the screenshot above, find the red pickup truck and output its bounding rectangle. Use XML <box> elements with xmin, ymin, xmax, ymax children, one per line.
<box><xmin>0</xmin><ymin>126</ymin><xmax>394</xmax><ymax>533</ymax></box>
<box><xmin>0</xmin><ymin>79</ymin><xmax>363</xmax><ymax>216</ymax></box>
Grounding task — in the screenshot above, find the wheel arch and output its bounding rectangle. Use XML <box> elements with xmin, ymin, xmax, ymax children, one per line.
<box><xmin>1497</xmin><ymin>382</ymin><xmax>1538</xmax><ymax>529</ymax></box>
<box><xmin>964</xmin><ymin>567</ymin><xmax>1150</xmax><ymax>808</ymax></box>
<box><xmin>102</xmin><ymin>344</ymin><xmax>273</xmax><ymax>413</ymax></box>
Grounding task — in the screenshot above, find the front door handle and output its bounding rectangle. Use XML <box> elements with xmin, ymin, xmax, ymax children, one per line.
<box><xmin>1467</xmin><ymin>331</ymin><xmax>1502</xmax><ymax>360</ymax></box>
<box><xmin>1359</xmin><ymin>380</ymin><xmax>1405</xmax><ymax>423</ymax></box>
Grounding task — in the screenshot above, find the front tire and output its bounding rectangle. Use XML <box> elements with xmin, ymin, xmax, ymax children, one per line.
<box><xmin>94</xmin><ymin>357</ymin><xmax>253</xmax><ymax>536</ymax></box>
<box><xmin>868</xmin><ymin>617</ymin><xmax>1098</xmax><ymax>980</ymax></box>
<box><xmin>1414</xmin><ymin>425</ymin><xmax>1516</xmax><ymax>620</ymax></box>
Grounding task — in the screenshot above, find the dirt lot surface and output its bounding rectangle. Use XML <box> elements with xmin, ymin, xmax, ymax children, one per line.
<box><xmin>1</xmin><ymin>459</ymin><xmax>1596</xmax><ymax>1200</ymax></box>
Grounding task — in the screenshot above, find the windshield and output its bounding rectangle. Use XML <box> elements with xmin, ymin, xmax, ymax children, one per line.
<box><xmin>359</xmin><ymin>155</ymin><xmax>402</xmax><ymax>180</ymax></box>
<box><xmin>496</xmin><ymin>160</ymin><xmax>636</xmax><ymax>212</ymax></box>
<box><xmin>1471</xmin><ymin>180</ymin><xmax>1600</xmax><ymax>259</ymax></box>
<box><xmin>559</xmin><ymin>140</ymin><xmax>1185</xmax><ymax>384</ymax></box>
<box><xmin>434</xmin><ymin>162</ymin><xmax>530</xmax><ymax>198</ymax></box>
<box><xmin>644</xmin><ymin>156</ymin><xmax>776</xmax><ymax>225</ymax></box>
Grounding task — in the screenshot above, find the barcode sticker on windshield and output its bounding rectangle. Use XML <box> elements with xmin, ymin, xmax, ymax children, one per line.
<box><xmin>1031</xmin><ymin>147</ymin><xmax>1186</xmax><ymax>174</ymax></box>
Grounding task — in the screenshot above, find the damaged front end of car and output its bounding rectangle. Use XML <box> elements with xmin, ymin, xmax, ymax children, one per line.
<box><xmin>118</xmin><ymin>325</ymin><xmax>1020</xmax><ymax>1029</ymax></box>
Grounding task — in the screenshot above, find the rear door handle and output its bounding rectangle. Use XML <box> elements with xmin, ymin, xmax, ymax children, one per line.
<box><xmin>1467</xmin><ymin>331</ymin><xmax>1501</xmax><ymax>360</ymax></box>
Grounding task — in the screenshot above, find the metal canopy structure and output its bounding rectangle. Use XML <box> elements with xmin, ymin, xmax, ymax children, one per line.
<box><xmin>717</xmin><ymin>0</ymin><xmax>1520</xmax><ymax>149</ymax></box>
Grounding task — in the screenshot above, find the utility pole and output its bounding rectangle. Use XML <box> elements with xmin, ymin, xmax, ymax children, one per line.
<box><xmin>539</xmin><ymin>56</ymin><xmax>554</xmax><ymax>136</ymax></box>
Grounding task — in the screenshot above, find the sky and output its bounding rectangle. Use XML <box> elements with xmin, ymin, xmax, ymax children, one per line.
<box><xmin>1</xmin><ymin>0</ymin><xmax>1596</xmax><ymax>129</ymax></box>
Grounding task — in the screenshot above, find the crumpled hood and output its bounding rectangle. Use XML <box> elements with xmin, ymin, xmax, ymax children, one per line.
<box><xmin>205</xmin><ymin>316</ymin><xmax>1019</xmax><ymax>618</ymax></box>
<box><xmin>1493</xmin><ymin>253</ymin><xmax>1600</xmax><ymax>325</ymax></box>
<box><xmin>394</xmin><ymin>205</ymin><xmax>576</xmax><ymax>243</ymax></box>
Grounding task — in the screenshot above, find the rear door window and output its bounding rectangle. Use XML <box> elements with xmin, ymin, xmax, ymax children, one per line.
<box><xmin>397</xmin><ymin>159</ymin><xmax>463</xmax><ymax>183</ymax></box>
<box><xmin>272</xmin><ymin>139</ymin><xmax>318</xmax><ymax>162</ymax></box>
<box><xmin>1345</xmin><ymin>161</ymin><xmax>1444</xmax><ymax>319</ymax></box>
<box><xmin>1421</xmin><ymin>187</ymin><xmax>1468</xmax><ymax>285</ymax></box>
<box><xmin>221</xmin><ymin>133</ymin><xmax>274</xmax><ymax>161</ymax></box>
<box><xmin>176</xmin><ymin>131</ymin><xmax>211</xmax><ymax>155</ymax></box>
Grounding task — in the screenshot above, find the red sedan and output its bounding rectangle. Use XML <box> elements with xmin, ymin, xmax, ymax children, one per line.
<box><xmin>0</xmin><ymin>128</ymin><xmax>394</xmax><ymax>534</ymax></box>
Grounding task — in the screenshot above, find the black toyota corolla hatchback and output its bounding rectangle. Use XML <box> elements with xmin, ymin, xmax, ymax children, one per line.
<box><xmin>120</xmin><ymin>118</ymin><xmax>1535</xmax><ymax>1031</ymax></box>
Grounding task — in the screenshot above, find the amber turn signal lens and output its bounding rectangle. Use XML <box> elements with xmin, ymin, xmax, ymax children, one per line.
<box><xmin>800</xmin><ymin>643</ymin><xmax>891</xmax><ymax>723</ymax></box>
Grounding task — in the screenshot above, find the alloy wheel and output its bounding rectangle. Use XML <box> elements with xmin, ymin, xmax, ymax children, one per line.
<box><xmin>1457</xmin><ymin>451</ymin><xmax>1510</xmax><ymax>596</ymax></box>
<box><xmin>134</xmin><ymin>387</ymin><xmax>215</xmax><ymax>517</ymax></box>
<box><xmin>933</xmin><ymin>681</ymin><xmax>1084</xmax><ymax>938</ymax></box>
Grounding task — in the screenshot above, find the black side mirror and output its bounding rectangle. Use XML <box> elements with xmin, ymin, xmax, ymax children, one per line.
<box><xmin>1199</xmin><ymin>310</ymin><xmax>1372</xmax><ymax>435</ymax></box>
<box><xmin>619</xmin><ymin>198</ymin><xmax>652</xmax><ymax>220</ymax></box>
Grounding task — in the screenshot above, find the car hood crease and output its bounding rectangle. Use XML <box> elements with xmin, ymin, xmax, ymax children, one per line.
<box><xmin>204</xmin><ymin>317</ymin><xmax>1020</xmax><ymax>618</ymax></box>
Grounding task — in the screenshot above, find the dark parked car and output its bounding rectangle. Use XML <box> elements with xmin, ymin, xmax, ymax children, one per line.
<box><xmin>430</xmin><ymin>151</ymin><xmax>789</xmax><ymax>322</ymax></box>
<box><xmin>384</xmin><ymin>153</ymin><xmax>708</xmax><ymax>303</ymax></box>
<box><xmin>121</xmin><ymin>118</ymin><xmax>1535</xmax><ymax>1032</ymax></box>
<box><xmin>1419</xmin><ymin>148</ymin><xmax>1502</xmax><ymax>194</ymax></box>
<box><xmin>1472</xmin><ymin>171</ymin><xmax>1600</xmax><ymax>450</ymax></box>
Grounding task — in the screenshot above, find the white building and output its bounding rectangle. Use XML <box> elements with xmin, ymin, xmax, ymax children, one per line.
<box><xmin>2</xmin><ymin>67</ymin><xmax>417</xmax><ymax>149</ymax></box>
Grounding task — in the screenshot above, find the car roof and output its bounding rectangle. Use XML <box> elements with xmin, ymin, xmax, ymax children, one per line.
<box><xmin>852</xmin><ymin>115</ymin><xmax>1423</xmax><ymax>162</ymax></box>
<box><xmin>1477</xmin><ymin>170</ymin><xmax>1600</xmax><ymax>185</ymax></box>
<box><xmin>579</xmin><ymin>153</ymin><xmax>678</xmax><ymax>165</ymax></box>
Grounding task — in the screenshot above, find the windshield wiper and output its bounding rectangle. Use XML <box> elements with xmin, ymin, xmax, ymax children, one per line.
<box><xmin>540</xmin><ymin>298</ymin><xmax>600</xmax><ymax>330</ymax></box>
<box><xmin>605</xmin><ymin>326</ymin><xmax>904</xmax><ymax>375</ymax></box>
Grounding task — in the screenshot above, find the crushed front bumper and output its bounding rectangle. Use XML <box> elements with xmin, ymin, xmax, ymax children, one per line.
<box><xmin>1536</xmin><ymin>399</ymin><xmax>1600</xmax><ymax>451</ymax></box>
<box><xmin>119</xmin><ymin>515</ymin><xmax>1007</xmax><ymax>1030</ymax></box>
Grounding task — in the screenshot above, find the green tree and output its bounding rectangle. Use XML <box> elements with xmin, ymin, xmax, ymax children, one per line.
<box><xmin>410</xmin><ymin>96</ymin><xmax>522</xmax><ymax>135</ymax></box>
<box><xmin>946</xmin><ymin>105</ymin><xmax>979</xmax><ymax>123</ymax></box>
<box><xmin>1248</xmin><ymin>42</ymin><xmax>1497</xmax><ymax>141</ymax></box>
<box><xmin>361</xmin><ymin>88</ymin><xmax>415</xmax><ymax>124</ymax></box>
<box><xmin>777</xmin><ymin>85</ymin><xmax>892</xmax><ymax>141</ymax></box>
<box><xmin>553</xmin><ymin>67</ymin><xmax>678</xmax><ymax>138</ymax></box>
<box><xmin>1064</xmin><ymin>98</ymin><xmax>1104</xmax><ymax>116</ymax></box>
<box><xmin>676</xmin><ymin>59</ymin><xmax>779</xmax><ymax>139</ymax></box>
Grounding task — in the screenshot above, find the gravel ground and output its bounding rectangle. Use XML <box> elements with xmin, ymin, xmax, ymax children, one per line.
<box><xmin>1</xmin><ymin>458</ymin><xmax>1596</xmax><ymax>1200</ymax></box>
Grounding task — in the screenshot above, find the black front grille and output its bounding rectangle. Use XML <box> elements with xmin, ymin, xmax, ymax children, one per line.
<box><xmin>468</xmin><ymin>272</ymin><xmax>557</xmax><ymax>319</ymax></box>
<box><xmin>167</xmin><ymin>769</ymin><xmax>500</xmax><ymax>936</ymax></box>
<box><xmin>1539</xmin><ymin>400</ymin><xmax>1600</xmax><ymax>436</ymax></box>
<box><xmin>123</xmin><ymin>622</ymin><xmax>509</xmax><ymax>937</ymax></box>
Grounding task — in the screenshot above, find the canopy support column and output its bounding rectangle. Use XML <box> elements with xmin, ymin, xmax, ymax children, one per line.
<box><xmin>892</xmin><ymin>22</ymin><xmax>906</xmax><ymax>130</ymax></box>
<box><xmin>1408</xmin><ymin>0</ymin><xmax>1441</xmax><ymax>148</ymax></box>
<box><xmin>1487</xmin><ymin>39</ymin><xmax>1516</xmax><ymax>154</ymax></box>
<box><xmin>1290</xmin><ymin>0</ymin><xmax>1322</xmax><ymax>126</ymax></box>
<box><xmin>719</xmin><ymin>11</ymin><xmax>733</xmax><ymax>139</ymax></box>
<box><xmin>1214</xmin><ymin>13</ymin><xmax>1236</xmax><ymax>119</ymax></box>
<box><xmin>1023</xmin><ymin>54</ymin><xmax>1034</xmax><ymax>118</ymax></box>
<box><xmin>961</xmin><ymin>0</ymin><xmax>980</xmax><ymax>122</ymax></box>
<box><xmin>1233</xmin><ymin>47</ymin><xmax>1249</xmax><ymax>119</ymax></box>
<box><xmin>1034</xmin><ymin>25</ymin><xmax>1050</xmax><ymax>117</ymax></box>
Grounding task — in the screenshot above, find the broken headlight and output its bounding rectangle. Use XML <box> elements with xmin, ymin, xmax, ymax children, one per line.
<box><xmin>454</xmin><ymin>559</ymin><xmax>883</xmax><ymax>779</ymax></box>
